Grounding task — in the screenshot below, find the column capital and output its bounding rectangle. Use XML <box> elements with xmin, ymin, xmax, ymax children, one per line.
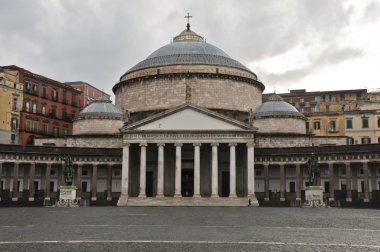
<box><xmin>139</xmin><ymin>143</ymin><xmax>148</xmax><ymax>147</ymax></box>
<box><xmin>123</xmin><ymin>143</ymin><xmax>130</xmax><ymax>147</ymax></box>
<box><xmin>174</xmin><ymin>143</ymin><xmax>183</xmax><ymax>147</ymax></box>
<box><xmin>210</xmin><ymin>142</ymin><xmax>219</xmax><ymax>147</ymax></box>
<box><xmin>228</xmin><ymin>143</ymin><xmax>237</xmax><ymax>147</ymax></box>
<box><xmin>246</xmin><ymin>141</ymin><xmax>255</xmax><ymax>147</ymax></box>
<box><xmin>157</xmin><ymin>143</ymin><xmax>165</xmax><ymax>147</ymax></box>
<box><xmin>193</xmin><ymin>143</ymin><xmax>202</xmax><ymax>147</ymax></box>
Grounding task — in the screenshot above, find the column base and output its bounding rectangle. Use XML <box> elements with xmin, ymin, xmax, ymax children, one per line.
<box><xmin>138</xmin><ymin>195</ymin><xmax>147</xmax><ymax>199</ymax></box>
<box><xmin>296</xmin><ymin>198</ymin><xmax>301</xmax><ymax>201</ymax></box>
<box><xmin>28</xmin><ymin>197</ymin><xmax>35</xmax><ymax>201</ymax></box>
<box><xmin>280</xmin><ymin>197</ymin><xmax>286</xmax><ymax>202</ymax></box>
<box><xmin>328</xmin><ymin>198</ymin><xmax>335</xmax><ymax>202</ymax></box>
<box><xmin>364</xmin><ymin>198</ymin><xmax>370</xmax><ymax>203</ymax></box>
<box><xmin>44</xmin><ymin>197</ymin><xmax>51</xmax><ymax>201</ymax></box>
<box><xmin>91</xmin><ymin>197</ymin><xmax>97</xmax><ymax>201</ymax></box>
<box><xmin>12</xmin><ymin>197</ymin><xmax>18</xmax><ymax>201</ymax></box>
<box><xmin>107</xmin><ymin>197</ymin><xmax>112</xmax><ymax>201</ymax></box>
<box><xmin>346</xmin><ymin>197</ymin><xmax>352</xmax><ymax>202</ymax></box>
<box><xmin>174</xmin><ymin>194</ymin><xmax>182</xmax><ymax>198</ymax></box>
<box><xmin>117</xmin><ymin>194</ymin><xmax>128</xmax><ymax>206</ymax></box>
<box><xmin>229</xmin><ymin>194</ymin><xmax>237</xmax><ymax>198</ymax></box>
<box><xmin>210</xmin><ymin>194</ymin><xmax>219</xmax><ymax>198</ymax></box>
<box><xmin>264</xmin><ymin>197</ymin><xmax>270</xmax><ymax>202</ymax></box>
<box><xmin>156</xmin><ymin>194</ymin><xmax>164</xmax><ymax>198</ymax></box>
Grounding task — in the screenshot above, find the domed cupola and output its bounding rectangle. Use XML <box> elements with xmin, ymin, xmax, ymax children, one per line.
<box><xmin>253</xmin><ymin>94</ymin><xmax>306</xmax><ymax>134</ymax></box>
<box><xmin>73</xmin><ymin>98</ymin><xmax>124</xmax><ymax>135</ymax></box>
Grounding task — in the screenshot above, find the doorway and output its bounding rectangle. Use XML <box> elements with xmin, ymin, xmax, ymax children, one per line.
<box><xmin>289</xmin><ymin>181</ymin><xmax>295</xmax><ymax>193</ymax></box>
<box><xmin>181</xmin><ymin>170</ymin><xmax>193</xmax><ymax>197</ymax></box>
<box><xmin>221</xmin><ymin>171</ymin><xmax>230</xmax><ymax>197</ymax></box>
<box><xmin>146</xmin><ymin>171</ymin><xmax>153</xmax><ymax>197</ymax></box>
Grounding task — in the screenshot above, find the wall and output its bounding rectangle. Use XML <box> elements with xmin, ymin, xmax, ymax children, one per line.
<box><xmin>73</xmin><ymin>118</ymin><xmax>123</xmax><ymax>135</ymax></box>
<box><xmin>254</xmin><ymin>118</ymin><xmax>306</xmax><ymax>134</ymax></box>
<box><xmin>34</xmin><ymin>135</ymin><xmax>122</xmax><ymax>148</ymax></box>
<box><xmin>255</xmin><ymin>135</ymin><xmax>347</xmax><ymax>148</ymax></box>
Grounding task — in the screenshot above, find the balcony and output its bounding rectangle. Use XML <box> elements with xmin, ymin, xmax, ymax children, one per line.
<box><xmin>299</xmin><ymin>102</ymin><xmax>306</xmax><ymax>107</ymax></box>
<box><xmin>310</xmin><ymin>100</ymin><xmax>318</xmax><ymax>105</ymax></box>
<box><xmin>328</xmin><ymin>128</ymin><xmax>339</xmax><ymax>133</ymax></box>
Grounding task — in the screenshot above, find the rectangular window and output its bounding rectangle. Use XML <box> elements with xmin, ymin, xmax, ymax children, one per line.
<box><xmin>329</xmin><ymin>121</ymin><xmax>336</xmax><ymax>131</ymax></box>
<box><xmin>326</xmin><ymin>105</ymin><xmax>330</xmax><ymax>112</ymax></box>
<box><xmin>340</xmin><ymin>94</ymin><xmax>345</xmax><ymax>101</ymax></box>
<box><xmin>32</xmin><ymin>102</ymin><xmax>37</xmax><ymax>113</ymax></box>
<box><xmin>361</xmin><ymin>138</ymin><xmax>371</xmax><ymax>144</ymax></box>
<box><xmin>347</xmin><ymin>137</ymin><xmax>354</xmax><ymax>145</ymax></box>
<box><xmin>378</xmin><ymin>118</ymin><xmax>380</xmax><ymax>128</ymax></box>
<box><xmin>306</xmin><ymin>121</ymin><xmax>309</xmax><ymax>130</ymax></box>
<box><xmin>63</xmin><ymin>126</ymin><xmax>68</xmax><ymax>136</ymax></box>
<box><xmin>42</xmin><ymin>86</ymin><xmax>47</xmax><ymax>98</ymax></box>
<box><xmin>53</xmin><ymin>126</ymin><xmax>59</xmax><ymax>137</ymax></box>
<box><xmin>42</xmin><ymin>105</ymin><xmax>46</xmax><ymax>115</ymax></box>
<box><xmin>26</xmin><ymin>120</ymin><xmax>31</xmax><ymax>131</ymax></box>
<box><xmin>346</xmin><ymin>119</ymin><xmax>352</xmax><ymax>129</ymax></box>
<box><xmin>12</xmin><ymin>96</ymin><xmax>18</xmax><ymax>111</ymax></box>
<box><xmin>51</xmin><ymin>108</ymin><xmax>56</xmax><ymax>118</ymax></box>
<box><xmin>62</xmin><ymin>109</ymin><xmax>67</xmax><ymax>120</ymax></box>
<box><xmin>362</xmin><ymin>118</ymin><xmax>369</xmax><ymax>128</ymax></box>
<box><xmin>63</xmin><ymin>90</ymin><xmax>67</xmax><ymax>104</ymax></box>
<box><xmin>72</xmin><ymin>93</ymin><xmax>77</xmax><ymax>107</ymax></box>
<box><xmin>11</xmin><ymin>118</ymin><xmax>18</xmax><ymax>131</ymax></box>
<box><xmin>314</xmin><ymin>121</ymin><xmax>321</xmax><ymax>130</ymax></box>
<box><xmin>43</xmin><ymin>122</ymin><xmax>49</xmax><ymax>134</ymax></box>
<box><xmin>33</xmin><ymin>121</ymin><xmax>38</xmax><ymax>132</ymax></box>
<box><xmin>24</xmin><ymin>81</ymin><xmax>30</xmax><ymax>92</ymax></box>
<box><xmin>32</xmin><ymin>84</ymin><xmax>38</xmax><ymax>95</ymax></box>
<box><xmin>52</xmin><ymin>89</ymin><xmax>58</xmax><ymax>101</ymax></box>
<box><xmin>25</xmin><ymin>101</ymin><xmax>30</xmax><ymax>112</ymax></box>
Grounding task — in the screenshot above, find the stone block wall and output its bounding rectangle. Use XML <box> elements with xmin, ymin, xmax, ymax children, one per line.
<box><xmin>255</xmin><ymin>135</ymin><xmax>347</xmax><ymax>148</ymax></box>
<box><xmin>73</xmin><ymin>119</ymin><xmax>123</xmax><ymax>135</ymax></box>
<box><xmin>254</xmin><ymin>118</ymin><xmax>306</xmax><ymax>134</ymax></box>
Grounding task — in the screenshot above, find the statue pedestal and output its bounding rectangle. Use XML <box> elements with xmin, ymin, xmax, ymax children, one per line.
<box><xmin>56</xmin><ymin>186</ymin><xmax>80</xmax><ymax>207</ymax></box>
<box><xmin>304</xmin><ymin>186</ymin><xmax>325</xmax><ymax>208</ymax></box>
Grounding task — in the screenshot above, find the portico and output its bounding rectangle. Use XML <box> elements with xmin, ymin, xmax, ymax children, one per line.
<box><xmin>117</xmin><ymin>104</ymin><xmax>259</xmax><ymax>206</ymax></box>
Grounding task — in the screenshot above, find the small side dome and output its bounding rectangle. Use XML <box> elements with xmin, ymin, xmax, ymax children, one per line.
<box><xmin>73</xmin><ymin>98</ymin><xmax>123</xmax><ymax>135</ymax></box>
<box><xmin>77</xmin><ymin>99</ymin><xmax>123</xmax><ymax>120</ymax></box>
<box><xmin>254</xmin><ymin>94</ymin><xmax>305</xmax><ymax>119</ymax></box>
<box><xmin>253</xmin><ymin>94</ymin><xmax>306</xmax><ymax>134</ymax></box>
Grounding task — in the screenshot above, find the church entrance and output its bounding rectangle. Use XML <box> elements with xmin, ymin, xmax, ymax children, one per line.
<box><xmin>181</xmin><ymin>169</ymin><xmax>193</xmax><ymax>197</ymax></box>
<box><xmin>146</xmin><ymin>171</ymin><xmax>153</xmax><ymax>197</ymax></box>
<box><xmin>221</xmin><ymin>171</ymin><xmax>230</xmax><ymax>197</ymax></box>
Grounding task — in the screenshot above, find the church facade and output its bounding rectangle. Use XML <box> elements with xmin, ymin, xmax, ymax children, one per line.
<box><xmin>0</xmin><ymin>23</ymin><xmax>380</xmax><ymax>207</ymax></box>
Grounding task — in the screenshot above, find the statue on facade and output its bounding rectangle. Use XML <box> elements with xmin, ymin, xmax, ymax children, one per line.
<box><xmin>306</xmin><ymin>153</ymin><xmax>320</xmax><ymax>186</ymax></box>
<box><xmin>124</xmin><ymin>109</ymin><xmax>131</xmax><ymax>125</ymax></box>
<box><xmin>248</xmin><ymin>108</ymin><xmax>254</xmax><ymax>128</ymax></box>
<box><xmin>61</xmin><ymin>155</ymin><xmax>74</xmax><ymax>186</ymax></box>
<box><xmin>185</xmin><ymin>84</ymin><xmax>191</xmax><ymax>102</ymax></box>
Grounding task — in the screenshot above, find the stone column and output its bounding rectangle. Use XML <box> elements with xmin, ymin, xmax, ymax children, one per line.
<box><xmin>174</xmin><ymin>143</ymin><xmax>182</xmax><ymax>197</ymax></box>
<box><xmin>45</xmin><ymin>163</ymin><xmax>51</xmax><ymax>200</ymax></box>
<box><xmin>91</xmin><ymin>164</ymin><xmax>98</xmax><ymax>201</ymax></box>
<box><xmin>107</xmin><ymin>164</ymin><xmax>112</xmax><ymax>201</ymax></box>
<box><xmin>28</xmin><ymin>162</ymin><xmax>36</xmax><ymax>201</ymax></box>
<box><xmin>328</xmin><ymin>163</ymin><xmax>335</xmax><ymax>202</ymax></box>
<box><xmin>211</xmin><ymin>143</ymin><xmax>219</xmax><ymax>197</ymax></box>
<box><xmin>12</xmin><ymin>162</ymin><xmax>19</xmax><ymax>201</ymax></box>
<box><xmin>156</xmin><ymin>143</ymin><xmax>165</xmax><ymax>197</ymax></box>
<box><xmin>363</xmin><ymin>161</ymin><xmax>370</xmax><ymax>202</ymax></box>
<box><xmin>193</xmin><ymin>143</ymin><xmax>201</xmax><ymax>197</ymax></box>
<box><xmin>264</xmin><ymin>163</ymin><xmax>270</xmax><ymax>201</ymax></box>
<box><xmin>139</xmin><ymin>143</ymin><xmax>147</xmax><ymax>198</ymax></box>
<box><xmin>247</xmin><ymin>142</ymin><xmax>258</xmax><ymax>205</ymax></box>
<box><xmin>76</xmin><ymin>164</ymin><xmax>82</xmax><ymax>200</ymax></box>
<box><xmin>279</xmin><ymin>164</ymin><xmax>285</xmax><ymax>201</ymax></box>
<box><xmin>118</xmin><ymin>143</ymin><xmax>130</xmax><ymax>206</ymax></box>
<box><xmin>345</xmin><ymin>162</ymin><xmax>352</xmax><ymax>202</ymax></box>
<box><xmin>295</xmin><ymin>164</ymin><xmax>302</xmax><ymax>202</ymax></box>
<box><xmin>229</xmin><ymin>143</ymin><xmax>237</xmax><ymax>197</ymax></box>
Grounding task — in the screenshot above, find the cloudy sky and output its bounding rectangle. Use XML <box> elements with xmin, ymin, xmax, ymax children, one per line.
<box><xmin>1</xmin><ymin>0</ymin><xmax>380</xmax><ymax>99</ymax></box>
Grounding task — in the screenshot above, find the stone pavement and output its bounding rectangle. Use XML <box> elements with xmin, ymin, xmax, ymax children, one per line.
<box><xmin>0</xmin><ymin>207</ymin><xmax>379</xmax><ymax>251</ymax></box>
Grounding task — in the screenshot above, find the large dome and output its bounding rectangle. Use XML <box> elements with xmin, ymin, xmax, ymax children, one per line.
<box><xmin>121</xmin><ymin>27</ymin><xmax>253</xmax><ymax>78</ymax></box>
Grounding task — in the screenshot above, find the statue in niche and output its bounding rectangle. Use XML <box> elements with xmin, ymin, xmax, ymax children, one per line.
<box><xmin>124</xmin><ymin>109</ymin><xmax>131</xmax><ymax>125</ymax></box>
<box><xmin>248</xmin><ymin>108</ymin><xmax>254</xmax><ymax>127</ymax></box>
<box><xmin>185</xmin><ymin>84</ymin><xmax>191</xmax><ymax>102</ymax></box>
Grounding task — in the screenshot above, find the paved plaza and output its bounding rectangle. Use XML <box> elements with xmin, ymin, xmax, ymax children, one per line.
<box><xmin>0</xmin><ymin>207</ymin><xmax>379</xmax><ymax>251</ymax></box>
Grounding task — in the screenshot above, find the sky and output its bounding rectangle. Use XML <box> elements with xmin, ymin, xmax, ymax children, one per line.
<box><xmin>1</xmin><ymin>0</ymin><xmax>380</xmax><ymax>100</ymax></box>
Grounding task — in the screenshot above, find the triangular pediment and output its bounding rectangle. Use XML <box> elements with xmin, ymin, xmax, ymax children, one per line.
<box><xmin>122</xmin><ymin>103</ymin><xmax>256</xmax><ymax>131</ymax></box>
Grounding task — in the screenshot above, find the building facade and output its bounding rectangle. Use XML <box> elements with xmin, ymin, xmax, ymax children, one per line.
<box><xmin>0</xmin><ymin>67</ymin><xmax>23</xmax><ymax>144</ymax></box>
<box><xmin>65</xmin><ymin>81</ymin><xmax>111</xmax><ymax>109</ymax></box>
<box><xmin>2</xmin><ymin>66</ymin><xmax>82</xmax><ymax>145</ymax></box>
<box><xmin>1</xmin><ymin>23</ymin><xmax>380</xmax><ymax>207</ymax></box>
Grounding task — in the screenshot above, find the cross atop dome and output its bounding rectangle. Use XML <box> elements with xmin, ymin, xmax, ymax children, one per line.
<box><xmin>185</xmin><ymin>12</ymin><xmax>193</xmax><ymax>31</ymax></box>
